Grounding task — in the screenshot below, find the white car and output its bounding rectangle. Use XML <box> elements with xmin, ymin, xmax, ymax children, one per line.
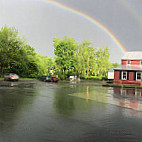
<box><xmin>4</xmin><ymin>73</ymin><xmax>19</xmax><ymax>81</ymax></box>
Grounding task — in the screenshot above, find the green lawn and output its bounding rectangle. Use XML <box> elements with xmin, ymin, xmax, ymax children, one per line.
<box><xmin>0</xmin><ymin>78</ymin><xmax>37</xmax><ymax>81</ymax></box>
<box><xmin>19</xmin><ymin>78</ymin><xmax>37</xmax><ymax>80</ymax></box>
<box><xmin>103</xmin><ymin>83</ymin><xmax>142</xmax><ymax>89</ymax></box>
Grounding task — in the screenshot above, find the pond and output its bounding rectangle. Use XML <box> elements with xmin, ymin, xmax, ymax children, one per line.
<box><xmin>0</xmin><ymin>80</ymin><xmax>142</xmax><ymax>142</ymax></box>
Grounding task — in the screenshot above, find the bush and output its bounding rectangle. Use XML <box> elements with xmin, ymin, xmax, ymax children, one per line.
<box><xmin>81</xmin><ymin>76</ymin><xmax>106</xmax><ymax>81</ymax></box>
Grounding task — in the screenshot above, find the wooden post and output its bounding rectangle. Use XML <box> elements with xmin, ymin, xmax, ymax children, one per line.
<box><xmin>103</xmin><ymin>80</ymin><xmax>106</xmax><ymax>85</ymax></box>
<box><xmin>119</xmin><ymin>80</ymin><xmax>122</xmax><ymax>85</ymax></box>
<box><xmin>140</xmin><ymin>81</ymin><xmax>142</xmax><ymax>87</ymax></box>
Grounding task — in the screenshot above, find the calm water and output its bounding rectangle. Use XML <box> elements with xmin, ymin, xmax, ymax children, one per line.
<box><xmin>0</xmin><ymin>80</ymin><xmax>142</xmax><ymax>142</ymax></box>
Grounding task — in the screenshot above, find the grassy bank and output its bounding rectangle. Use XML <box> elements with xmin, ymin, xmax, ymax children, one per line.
<box><xmin>19</xmin><ymin>78</ymin><xmax>37</xmax><ymax>80</ymax></box>
<box><xmin>82</xmin><ymin>76</ymin><xmax>107</xmax><ymax>81</ymax></box>
<box><xmin>103</xmin><ymin>83</ymin><xmax>142</xmax><ymax>89</ymax></box>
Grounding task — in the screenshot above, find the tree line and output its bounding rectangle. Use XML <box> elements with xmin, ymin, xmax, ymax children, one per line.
<box><xmin>53</xmin><ymin>36</ymin><xmax>119</xmax><ymax>80</ymax></box>
<box><xmin>0</xmin><ymin>26</ymin><xmax>119</xmax><ymax>79</ymax></box>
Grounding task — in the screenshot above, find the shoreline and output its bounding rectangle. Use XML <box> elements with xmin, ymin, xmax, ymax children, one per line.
<box><xmin>103</xmin><ymin>83</ymin><xmax>142</xmax><ymax>89</ymax></box>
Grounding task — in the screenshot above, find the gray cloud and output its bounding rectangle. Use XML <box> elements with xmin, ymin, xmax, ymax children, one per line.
<box><xmin>0</xmin><ymin>0</ymin><xmax>142</xmax><ymax>63</ymax></box>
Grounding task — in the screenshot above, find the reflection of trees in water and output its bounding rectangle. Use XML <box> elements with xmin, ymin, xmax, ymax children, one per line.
<box><xmin>0</xmin><ymin>86</ymin><xmax>38</xmax><ymax>131</ymax></box>
<box><xmin>68</xmin><ymin>86</ymin><xmax>108</xmax><ymax>107</ymax></box>
<box><xmin>86</xmin><ymin>86</ymin><xmax>89</xmax><ymax>102</ymax></box>
<box><xmin>53</xmin><ymin>88</ymin><xmax>75</xmax><ymax>116</ymax></box>
<box><xmin>53</xmin><ymin>85</ymin><xmax>105</xmax><ymax>116</ymax></box>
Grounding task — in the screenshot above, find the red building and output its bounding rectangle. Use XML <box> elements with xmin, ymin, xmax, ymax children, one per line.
<box><xmin>114</xmin><ymin>51</ymin><xmax>142</xmax><ymax>86</ymax></box>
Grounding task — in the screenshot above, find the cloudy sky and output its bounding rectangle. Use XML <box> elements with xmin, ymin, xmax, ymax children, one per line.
<box><xmin>0</xmin><ymin>0</ymin><xmax>142</xmax><ymax>63</ymax></box>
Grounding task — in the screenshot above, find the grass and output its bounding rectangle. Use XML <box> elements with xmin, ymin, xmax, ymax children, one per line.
<box><xmin>19</xmin><ymin>78</ymin><xmax>37</xmax><ymax>80</ymax></box>
<box><xmin>103</xmin><ymin>83</ymin><xmax>142</xmax><ymax>89</ymax></box>
<box><xmin>82</xmin><ymin>76</ymin><xmax>107</xmax><ymax>81</ymax></box>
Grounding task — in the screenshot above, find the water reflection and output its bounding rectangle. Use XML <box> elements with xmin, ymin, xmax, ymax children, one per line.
<box><xmin>0</xmin><ymin>81</ymin><xmax>37</xmax><ymax>88</ymax></box>
<box><xmin>113</xmin><ymin>87</ymin><xmax>142</xmax><ymax>98</ymax></box>
<box><xmin>0</xmin><ymin>81</ymin><xmax>142</xmax><ymax>142</ymax></box>
<box><xmin>54</xmin><ymin>94</ymin><xmax>75</xmax><ymax>116</ymax></box>
<box><xmin>0</xmin><ymin>84</ymin><xmax>38</xmax><ymax>132</ymax></box>
<box><xmin>53</xmin><ymin>84</ymin><xmax>96</xmax><ymax>116</ymax></box>
<box><xmin>53</xmin><ymin>82</ymin><xmax>142</xmax><ymax>142</ymax></box>
<box><xmin>68</xmin><ymin>85</ymin><xmax>108</xmax><ymax>107</ymax></box>
<box><xmin>112</xmin><ymin>87</ymin><xmax>142</xmax><ymax>111</ymax></box>
<box><xmin>86</xmin><ymin>86</ymin><xmax>89</xmax><ymax>102</ymax></box>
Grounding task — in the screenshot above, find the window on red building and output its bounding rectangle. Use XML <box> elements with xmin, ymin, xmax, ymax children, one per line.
<box><xmin>136</xmin><ymin>72</ymin><xmax>142</xmax><ymax>81</ymax></box>
<box><xmin>122</xmin><ymin>71</ymin><xmax>127</xmax><ymax>80</ymax></box>
<box><xmin>127</xmin><ymin>60</ymin><xmax>131</xmax><ymax>65</ymax></box>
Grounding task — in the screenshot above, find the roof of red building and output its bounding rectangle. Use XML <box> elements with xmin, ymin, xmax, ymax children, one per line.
<box><xmin>114</xmin><ymin>65</ymin><xmax>142</xmax><ymax>71</ymax></box>
<box><xmin>122</xmin><ymin>51</ymin><xmax>142</xmax><ymax>60</ymax></box>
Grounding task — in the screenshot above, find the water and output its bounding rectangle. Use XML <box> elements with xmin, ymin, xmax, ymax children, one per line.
<box><xmin>0</xmin><ymin>80</ymin><xmax>142</xmax><ymax>142</ymax></box>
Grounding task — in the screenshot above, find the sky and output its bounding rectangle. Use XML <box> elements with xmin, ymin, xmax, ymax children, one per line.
<box><xmin>0</xmin><ymin>0</ymin><xmax>142</xmax><ymax>63</ymax></box>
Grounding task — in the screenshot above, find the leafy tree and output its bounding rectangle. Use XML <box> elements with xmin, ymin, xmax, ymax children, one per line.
<box><xmin>0</xmin><ymin>26</ymin><xmax>19</xmax><ymax>74</ymax></box>
<box><xmin>112</xmin><ymin>63</ymin><xmax>120</xmax><ymax>68</ymax></box>
<box><xmin>53</xmin><ymin>37</ymin><xmax>112</xmax><ymax>79</ymax></box>
<box><xmin>0</xmin><ymin>25</ymin><xmax>113</xmax><ymax>79</ymax></box>
<box><xmin>95</xmin><ymin>47</ymin><xmax>111</xmax><ymax>77</ymax></box>
<box><xmin>0</xmin><ymin>26</ymin><xmax>55</xmax><ymax>78</ymax></box>
<box><xmin>53</xmin><ymin>36</ymin><xmax>78</xmax><ymax>79</ymax></box>
<box><xmin>77</xmin><ymin>41</ymin><xmax>96</xmax><ymax>78</ymax></box>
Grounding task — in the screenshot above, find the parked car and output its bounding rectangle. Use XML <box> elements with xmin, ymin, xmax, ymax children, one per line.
<box><xmin>39</xmin><ymin>76</ymin><xmax>59</xmax><ymax>82</ymax></box>
<box><xmin>38</xmin><ymin>76</ymin><xmax>52</xmax><ymax>82</ymax></box>
<box><xmin>4</xmin><ymin>73</ymin><xmax>19</xmax><ymax>81</ymax></box>
<box><xmin>51</xmin><ymin>77</ymin><xmax>59</xmax><ymax>82</ymax></box>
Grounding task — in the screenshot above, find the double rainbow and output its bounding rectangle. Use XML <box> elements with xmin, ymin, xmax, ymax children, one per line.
<box><xmin>42</xmin><ymin>0</ymin><xmax>126</xmax><ymax>54</ymax></box>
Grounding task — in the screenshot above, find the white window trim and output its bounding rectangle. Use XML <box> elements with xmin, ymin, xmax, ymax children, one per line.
<box><xmin>122</xmin><ymin>71</ymin><xmax>127</xmax><ymax>80</ymax></box>
<box><xmin>136</xmin><ymin>72</ymin><xmax>142</xmax><ymax>81</ymax></box>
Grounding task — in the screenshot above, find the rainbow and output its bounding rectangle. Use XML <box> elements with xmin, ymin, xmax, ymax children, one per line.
<box><xmin>42</xmin><ymin>0</ymin><xmax>126</xmax><ymax>53</ymax></box>
<box><xmin>118</xmin><ymin>0</ymin><xmax>142</xmax><ymax>27</ymax></box>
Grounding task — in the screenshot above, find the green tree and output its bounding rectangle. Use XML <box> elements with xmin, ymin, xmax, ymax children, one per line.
<box><xmin>0</xmin><ymin>25</ymin><xmax>55</xmax><ymax>78</ymax></box>
<box><xmin>95</xmin><ymin>47</ymin><xmax>111</xmax><ymax>77</ymax></box>
<box><xmin>77</xmin><ymin>40</ymin><xmax>96</xmax><ymax>78</ymax></box>
<box><xmin>112</xmin><ymin>62</ymin><xmax>120</xmax><ymax>68</ymax></box>
<box><xmin>0</xmin><ymin>26</ymin><xmax>19</xmax><ymax>74</ymax></box>
<box><xmin>53</xmin><ymin>36</ymin><xmax>78</xmax><ymax>79</ymax></box>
